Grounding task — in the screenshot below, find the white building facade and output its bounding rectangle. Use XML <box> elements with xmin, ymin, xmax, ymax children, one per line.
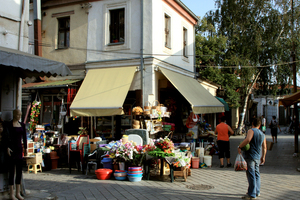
<box><xmin>85</xmin><ymin>0</ymin><xmax>198</xmax><ymax>105</ymax></box>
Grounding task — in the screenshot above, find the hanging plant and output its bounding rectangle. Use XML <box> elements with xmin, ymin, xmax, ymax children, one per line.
<box><xmin>29</xmin><ymin>100</ymin><xmax>41</xmax><ymax>131</ymax></box>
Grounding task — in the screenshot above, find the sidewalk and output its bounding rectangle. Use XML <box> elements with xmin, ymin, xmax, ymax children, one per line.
<box><xmin>4</xmin><ymin>129</ymin><xmax>300</xmax><ymax>200</ymax></box>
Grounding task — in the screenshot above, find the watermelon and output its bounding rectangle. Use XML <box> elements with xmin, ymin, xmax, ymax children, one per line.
<box><xmin>240</xmin><ymin>142</ymin><xmax>250</xmax><ymax>151</ymax></box>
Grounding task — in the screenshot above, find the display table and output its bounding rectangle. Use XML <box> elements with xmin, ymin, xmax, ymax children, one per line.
<box><xmin>144</xmin><ymin>155</ymin><xmax>189</xmax><ymax>182</ymax></box>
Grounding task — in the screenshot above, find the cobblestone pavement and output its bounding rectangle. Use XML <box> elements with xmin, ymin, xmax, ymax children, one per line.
<box><xmin>3</xmin><ymin>128</ymin><xmax>300</xmax><ymax>200</ymax></box>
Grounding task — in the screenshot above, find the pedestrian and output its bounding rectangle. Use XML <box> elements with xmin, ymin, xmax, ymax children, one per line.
<box><xmin>215</xmin><ymin>116</ymin><xmax>234</xmax><ymax>168</ymax></box>
<box><xmin>6</xmin><ymin>109</ymin><xmax>27</xmax><ymax>200</ymax></box>
<box><xmin>261</xmin><ymin>115</ymin><xmax>266</xmax><ymax>134</ymax></box>
<box><xmin>0</xmin><ymin>119</ymin><xmax>10</xmax><ymax>192</ymax></box>
<box><xmin>269</xmin><ymin>116</ymin><xmax>281</xmax><ymax>143</ymax></box>
<box><xmin>238</xmin><ymin>118</ymin><xmax>267</xmax><ymax>199</ymax></box>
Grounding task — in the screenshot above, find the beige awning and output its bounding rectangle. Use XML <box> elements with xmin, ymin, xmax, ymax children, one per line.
<box><xmin>70</xmin><ymin>67</ymin><xmax>136</xmax><ymax>116</ymax></box>
<box><xmin>160</xmin><ymin>68</ymin><xmax>224</xmax><ymax>114</ymax></box>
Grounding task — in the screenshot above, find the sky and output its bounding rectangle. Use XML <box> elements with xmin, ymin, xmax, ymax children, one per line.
<box><xmin>181</xmin><ymin>0</ymin><xmax>216</xmax><ymax>18</ymax></box>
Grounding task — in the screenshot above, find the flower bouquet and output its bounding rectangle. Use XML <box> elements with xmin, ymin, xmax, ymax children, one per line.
<box><xmin>29</xmin><ymin>100</ymin><xmax>41</xmax><ymax>131</ymax></box>
<box><xmin>108</xmin><ymin>140</ymin><xmax>145</xmax><ymax>166</ymax></box>
<box><xmin>147</xmin><ymin>137</ymin><xmax>175</xmax><ymax>158</ymax></box>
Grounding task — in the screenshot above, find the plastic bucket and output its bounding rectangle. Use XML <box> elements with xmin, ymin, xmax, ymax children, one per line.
<box><xmin>102</xmin><ymin>158</ymin><xmax>113</xmax><ymax>170</ymax></box>
<box><xmin>192</xmin><ymin>157</ymin><xmax>200</xmax><ymax>169</ymax></box>
<box><xmin>204</xmin><ymin>155</ymin><xmax>212</xmax><ymax>167</ymax></box>
<box><xmin>102</xmin><ymin>162</ymin><xmax>113</xmax><ymax>170</ymax></box>
<box><xmin>119</xmin><ymin>162</ymin><xmax>125</xmax><ymax>171</ymax></box>
<box><xmin>196</xmin><ymin>147</ymin><xmax>205</xmax><ymax>157</ymax></box>
<box><xmin>199</xmin><ymin>156</ymin><xmax>204</xmax><ymax>163</ymax></box>
<box><xmin>51</xmin><ymin>156</ymin><xmax>59</xmax><ymax>169</ymax></box>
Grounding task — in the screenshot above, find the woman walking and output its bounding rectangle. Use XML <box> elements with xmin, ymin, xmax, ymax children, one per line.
<box><xmin>269</xmin><ymin>116</ymin><xmax>281</xmax><ymax>143</ymax></box>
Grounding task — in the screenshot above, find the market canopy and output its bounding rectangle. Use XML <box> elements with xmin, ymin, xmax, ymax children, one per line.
<box><xmin>160</xmin><ymin>68</ymin><xmax>224</xmax><ymax>114</ymax></box>
<box><xmin>22</xmin><ymin>79</ymin><xmax>82</xmax><ymax>89</ymax></box>
<box><xmin>0</xmin><ymin>46</ymin><xmax>72</xmax><ymax>78</ymax></box>
<box><xmin>70</xmin><ymin>67</ymin><xmax>137</xmax><ymax>116</ymax></box>
<box><xmin>216</xmin><ymin>97</ymin><xmax>229</xmax><ymax>111</ymax></box>
<box><xmin>279</xmin><ymin>91</ymin><xmax>300</xmax><ymax>107</ymax></box>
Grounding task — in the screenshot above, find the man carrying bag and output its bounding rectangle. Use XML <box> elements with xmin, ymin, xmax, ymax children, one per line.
<box><xmin>238</xmin><ymin>118</ymin><xmax>267</xmax><ymax>199</ymax></box>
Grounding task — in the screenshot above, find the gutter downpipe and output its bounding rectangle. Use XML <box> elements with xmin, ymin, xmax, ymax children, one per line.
<box><xmin>17</xmin><ymin>0</ymin><xmax>26</xmax><ymax>110</ymax></box>
<box><xmin>141</xmin><ymin>0</ymin><xmax>144</xmax><ymax>108</ymax></box>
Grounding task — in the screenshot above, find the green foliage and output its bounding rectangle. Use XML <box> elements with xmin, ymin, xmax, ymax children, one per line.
<box><xmin>196</xmin><ymin>17</ymin><xmax>241</xmax><ymax>107</ymax></box>
<box><xmin>29</xmin><ymin>101</ymin><xmax>41</xmax><ymax>131</ymax></box>
<box><xmin>196</xmin><ymin>0</ymin><xmax>300</xmax><ymax>110</ymax></box>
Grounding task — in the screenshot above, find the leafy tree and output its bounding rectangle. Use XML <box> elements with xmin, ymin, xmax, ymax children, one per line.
<box><xmin>198</xmin><ymin>0</ymin><xmax>291</xmax><ymax>132</ymax></box>
<box><xmin>196</xmin><ymin>17</ymin><xmax>241</xmax><ymax>107</ymax></box>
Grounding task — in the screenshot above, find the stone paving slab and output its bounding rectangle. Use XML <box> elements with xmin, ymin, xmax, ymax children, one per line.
<box><xmin>3</xmin><ymin>128</ymin><xmax>299</xmax><ymax>200</ymax></box>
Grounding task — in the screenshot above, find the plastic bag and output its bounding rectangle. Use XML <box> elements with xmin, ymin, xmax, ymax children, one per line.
<box><xmin>262</xmin><ymin>126</ymin><xmax>266</xmax><ymax>132</ymax></box>
<box><xmin>234</xmin><ymin>154</ymin><xmax>247</xmax><ymax>171</ymax></box>
<box><xmin>185</xmin><ymin>112</ymin><xmax>199</xmax><ymax>128</ymax></box>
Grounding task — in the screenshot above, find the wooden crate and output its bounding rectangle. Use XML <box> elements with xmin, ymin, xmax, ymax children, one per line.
<box><xmin>26</xmin><ymin>153</ymin><xmax>43</xmax><ymax>164</ymax></box>
<box><xmin>173</xmin><ymin>167</ymin><xmax>187</xmax><ymax>182</ymax></box>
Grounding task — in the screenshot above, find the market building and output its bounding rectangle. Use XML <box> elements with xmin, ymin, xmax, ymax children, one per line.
<box><xmin>8</xmin><ymin>0</ymin><xmax>229</xmax><ymax>178</ymax></box>
<box><xmin>32</xmin><ymin>0</ymin><xmax>225</xmax><ymax>140</ymax></box>
<box><xmin>0</xmin><ymin>0</ymin><xmax>71</xmax><ymax>194</ymax></box>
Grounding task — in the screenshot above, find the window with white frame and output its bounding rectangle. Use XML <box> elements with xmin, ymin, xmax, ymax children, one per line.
<box><xmin>183</xmin><ymin>27</ymin><xmax>188</xmax><ymax>57</ymax></box>
<box><xmin>57</xmin><ymin>17</ymin><xmax>70</xmax><ymax>49</ymax></box>
<box><xmin>165</xmin><ymin>14</ymin><xmax>171</xmax><ymax>48</ymax></box>
<box><xmin>109</xmin><ymin>8</ymin><xmax>125</xmax><ymax>44</ymax></box>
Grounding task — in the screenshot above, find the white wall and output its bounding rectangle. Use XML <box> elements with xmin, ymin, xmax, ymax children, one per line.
<box><xmin>152</xmin><ymin>0</ymin><xmax>195</xmax><ymax>71</ymax></box>
<box><xmin>255</xmin><ymin>97</ymin><xmax>279</xmax><ymax>123</ymax></box>
<box><xmin>87</xmin><ymin>0</ymin><xmax>195</xmax><ymax>73</ymax></box>
<box><xmin>0</xmin><ymin>0</ymin><xmax>30</xmax><ymax>120</ymax></box>
<box><xmin>87</xmin><ymin>0</ymin><xmax>142</xmax><ymax>62</ymax></box>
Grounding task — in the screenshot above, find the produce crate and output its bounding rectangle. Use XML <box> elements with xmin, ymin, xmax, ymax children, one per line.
<box><xmin>26</xmin><ymin>152</ymin><xmax>43</xmax><ymax>164</ymax></box>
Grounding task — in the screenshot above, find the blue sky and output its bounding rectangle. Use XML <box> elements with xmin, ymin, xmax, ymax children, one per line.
<box><xmin>181</xmin><ymin>0</ymin><xmax>216</xmax><ymax>18</ymax></box>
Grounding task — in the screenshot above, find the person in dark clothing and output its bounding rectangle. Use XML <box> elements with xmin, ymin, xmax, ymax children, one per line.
<box><xmin>269</xmin><ymin>116</ymin><xmax>281</xmax><ymax>143</ymax></box>
<box><xmin>6</xmin><ymin>109</ymin><xmax>27</xmax><ymax>200</ymax></box>
<box><xmin>0</xmin><ymin>119</ymin><xmax>8</xmax><ymax>173</ymax></box>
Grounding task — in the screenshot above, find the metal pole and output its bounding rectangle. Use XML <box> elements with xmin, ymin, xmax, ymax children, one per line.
<box><xmin>292</xmin><ymin>0</ymin><xmax>299</xmax><ymax>153</ymax></box>
<box><xmin>140</xmin><ymin>0</ymin><xmax>144</xmax><ymax>108</ymax></box>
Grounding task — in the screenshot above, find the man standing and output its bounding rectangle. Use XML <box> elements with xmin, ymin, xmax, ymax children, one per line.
<box><xmin>238</xmin><ymin>118</ymin><xmax>267</xmax><ymax>199</ymax></box>
<box><xmin>215</xmin><ymin>116</ymin><xmax>234</xmax><ymax>168</ymax></box>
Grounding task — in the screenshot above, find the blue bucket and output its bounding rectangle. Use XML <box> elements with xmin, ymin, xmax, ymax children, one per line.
<box><xmin>101</xmin><ymin>157</ymin><xmax>113</xmax><ymax>170</ymax></box>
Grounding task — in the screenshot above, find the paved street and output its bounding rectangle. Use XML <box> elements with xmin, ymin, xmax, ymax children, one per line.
<box><xmin>2</xmin><ymin>128</ymin><xmax>300</xmax><ymax>200</ymax></box>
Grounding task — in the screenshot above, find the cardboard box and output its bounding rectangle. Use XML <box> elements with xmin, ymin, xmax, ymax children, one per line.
<box><xmin>26</xmin><ymin>152</ymin><xmax>43</xmax><ymax>164</ymax></box>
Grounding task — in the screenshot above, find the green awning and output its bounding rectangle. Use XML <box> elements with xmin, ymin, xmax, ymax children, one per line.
<box><xmin>22</xmin><ymin>79</ymin><xmax>81</xmax><ymax>89</ymax></box>
<box><xmin>216</xmin><ymin>97</ymin><xmax>229</xmax><ymax>111</ymax></box>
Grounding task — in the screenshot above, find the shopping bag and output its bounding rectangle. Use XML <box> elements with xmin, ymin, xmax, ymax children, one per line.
<box><xmin>262</xmin><ymin>126</ymin><xmax>266</xmax><ymax>132</ymax></box>
<box><xmin>266</xmin><ymin>141</ymin><xmax>274</xmax><ymax>150</ymax></box>
<box><xmin>234</xmin><ymin>154</ymin><xmax>247</xmax><ymax>171</ymax></box>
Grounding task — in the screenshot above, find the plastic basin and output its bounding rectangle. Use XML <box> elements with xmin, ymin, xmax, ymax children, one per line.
<box><xmin>128</xmin><ymin>167</ymin><xmax>142</xmax><ymax>170</ymax></box>
<box><xmin>127</xmin><ymin>173</ymin><xmax>143</xmax><ymax>177</ymax></box>
<box><xmin>127</xmin><ymin>171</ymin><xmax>142</xmax><ymax>174</ymax></box>
<box><xmin>95</xmin><ymin>169</ymin><xmax>113</xmax><ymax>180</ymax></box>
<box><xmin>128</xmin><ymin>176</ymin><xmax>142</xmax><ymax>182</ymax></box>
<box><xmin>114</xmin><ymin>170</ymin><xmax>127</xmax><ymax>173</ymax></box>
<box><xmin>114</xmin><ymin>172</ymin><xmax>127</xmax><ymax>177</ymax></box>
<box><xmin>115</xmin><ymin>176</ymin><xmax>127</xmax><ymax>181</ymax></box>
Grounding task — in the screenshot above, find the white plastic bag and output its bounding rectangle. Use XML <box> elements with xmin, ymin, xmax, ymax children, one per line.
<box><xmin>234</xmin><ymin>154</ymin><xmax>247</xmax><ymax>171</ymax></box>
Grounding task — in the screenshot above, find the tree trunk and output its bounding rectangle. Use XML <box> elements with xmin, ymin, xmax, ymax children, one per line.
<box><xmin>237</xmin><ymin>69</ymin><xmax>263</xmax><ymax>135</ymax></box>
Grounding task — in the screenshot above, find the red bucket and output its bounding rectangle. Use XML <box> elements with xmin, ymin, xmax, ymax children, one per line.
<box><xmin>95</xmin><ymin>168</ymin><xmax>113</xmax><ymax>180</ymax></box>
